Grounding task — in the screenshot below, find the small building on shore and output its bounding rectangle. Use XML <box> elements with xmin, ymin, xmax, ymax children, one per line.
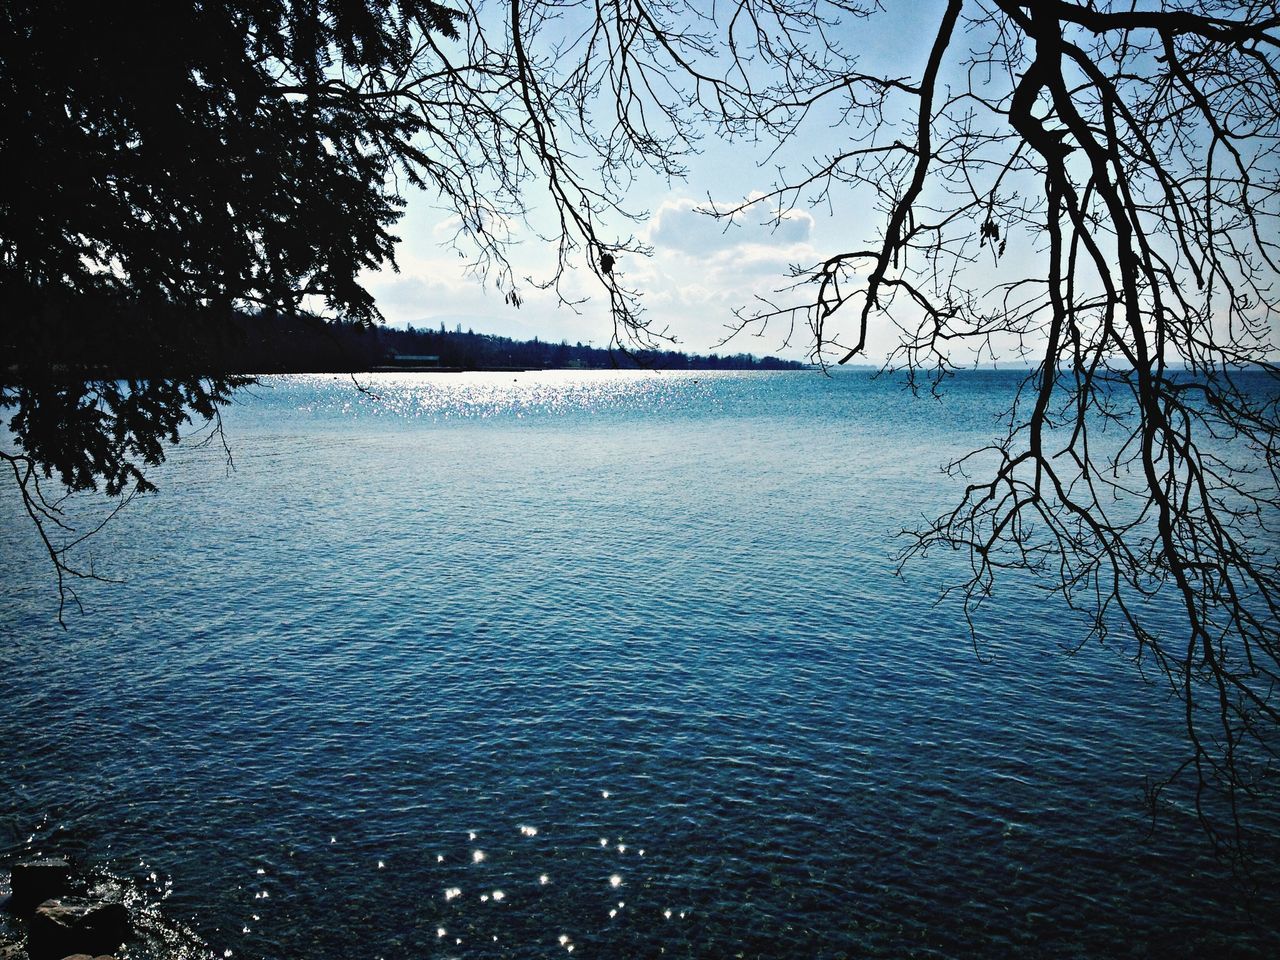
<box><xmin>386</xmin><ymin>352</ymin><xmax>441</xmax><ymax>367</ymax></box>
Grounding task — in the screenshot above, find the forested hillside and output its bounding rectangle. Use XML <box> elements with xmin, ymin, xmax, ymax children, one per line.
<box><xmin>6</xmin><ymin>305</ymin><xmax>805</xmax><ymax>377</ymax></box>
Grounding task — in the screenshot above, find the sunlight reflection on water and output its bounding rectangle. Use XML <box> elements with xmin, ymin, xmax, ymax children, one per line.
<box><xmin>280</xmin><ymin>369</ymin><xmax>713</xmax><ymax>421</ymax></box>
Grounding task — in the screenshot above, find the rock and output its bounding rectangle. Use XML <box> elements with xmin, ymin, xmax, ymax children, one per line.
<box><xmin>0</xmin><ymin>940</ymin><xmax>28</xmax><ymax>960</ymax></box>
<box><xmin>7</xmin><ymin>861</ymin><xmax>72</xmax><ymax>913</ymax></box>
<box><xmin>26</xmin><ymin>898</ymin><xmax>128</xmax><ymax>960</ymax></box>
<box><xmin>59</xmin><ymin>955</ymin><xmax>116</xmax><ymax>960</ymax></box>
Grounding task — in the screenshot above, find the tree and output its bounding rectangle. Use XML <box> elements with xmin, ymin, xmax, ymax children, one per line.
<box><xmin>705</xmin><ymin>1</ymin><xmax>1280</xmax><ymax>852</ymax></box>
<box><xmin>4</xmin><ymin>0</ymin><xmax>1278</xmax><ymax>850</ymax></box>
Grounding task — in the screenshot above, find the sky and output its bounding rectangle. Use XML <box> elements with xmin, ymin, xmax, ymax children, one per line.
<box><xmin>363</xmin><ymin>177</ymin><xmax>828</xmax><ymax>359</ymax></box>
<box><xmin>360</xmin><ymin>3</ymin><xmax>950</xmax><ymax>362</ymax></box>
<box><xmin>357</xmin><ymin>2</ymin><xmax>1279</xmax><ymax>368</ymax></box>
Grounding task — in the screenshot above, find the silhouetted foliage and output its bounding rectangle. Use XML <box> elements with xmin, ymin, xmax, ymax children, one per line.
<box><xmin>3</xmin><ymin>0</ymin><xmax>462</xmax><ymax>319</ymax></box>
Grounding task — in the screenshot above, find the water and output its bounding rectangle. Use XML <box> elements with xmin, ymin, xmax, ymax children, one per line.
<box><xmin>2</xmin><ymin>369</ymin><xmax>1277</xmax><ymax>958</ymax></box>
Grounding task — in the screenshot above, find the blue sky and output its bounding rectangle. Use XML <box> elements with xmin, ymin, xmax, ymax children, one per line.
<box><xmin>360</xmin><ymin>2</ymin><xmax>1280</xmax><ymax>368</ymax></box>
<box><xmin>361</xmin><ymin>3</ymin><xmax>953</xmax><ymax>361</ymax></box>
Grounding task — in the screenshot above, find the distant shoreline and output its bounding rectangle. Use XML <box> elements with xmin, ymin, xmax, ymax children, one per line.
<box><xmin>6</xmin><ymin>312</ymin><xmax>811</xmax><ymax>381</ymax></box>
<box><xmin>3</xmin><ymin>362</ymin><xmax>818</xmax><ymax>382</ymax></box>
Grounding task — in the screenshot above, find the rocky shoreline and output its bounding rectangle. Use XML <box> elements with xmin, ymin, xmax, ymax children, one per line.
<box><xmin>2</xmin><ymin>858</ymin><xmax>129</xmax><ymax>960</ymax></box>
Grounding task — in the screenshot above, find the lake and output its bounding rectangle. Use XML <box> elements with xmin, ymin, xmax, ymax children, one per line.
<box><xmin>2</xmin><ymin>369</ymin><xmax>1277</xmax><ymax>958</ymax></box>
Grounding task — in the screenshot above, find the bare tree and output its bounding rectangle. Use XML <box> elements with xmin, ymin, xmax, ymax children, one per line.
<box><xmin>709</xmin><ymin>0</ymin><xmax>1280</xmax><ymax>851</ymax></box>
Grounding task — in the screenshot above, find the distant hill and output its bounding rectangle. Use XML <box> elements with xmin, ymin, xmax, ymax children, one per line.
<box><xmin>380</xmin><ymin>322</ymin><xmax>807</xmax><ymax>371</ymax></box>
<box><xmin>7</xmin><ymin>302</ymin><xmax>808</xmax><ymax>377</ymax></box>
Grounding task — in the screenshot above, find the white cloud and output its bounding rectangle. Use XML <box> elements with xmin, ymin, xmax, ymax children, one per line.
<box><xmin>362</xmin><ymin>245</ymin><xmax>622</xmax><ymax>346</ymax></box>
<box><xmin>365</xmin><ymin>197</ymin><xmax>833</xmax><ymax>358</ymax></box>
<box><xmin>611</xmin><ymin>197</ymin><xmax>832</xmax><ymax>354</ymax></box>
<box><xmin>646</xmin><ymin>198</ymin><xmax>814</xmax><ymax>256</ymax></box>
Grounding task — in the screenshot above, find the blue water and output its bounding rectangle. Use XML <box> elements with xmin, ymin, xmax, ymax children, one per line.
<box><xmin>2</xmin><ymin>370</ymin><xmax>1277</xmax><ymax>958</ymax></box>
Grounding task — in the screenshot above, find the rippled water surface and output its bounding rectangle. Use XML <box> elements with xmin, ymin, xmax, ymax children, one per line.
<box><xmin>2</xmin><ymin>370</ymin><xmax>1278</xmax><ymax>958</ymax></box>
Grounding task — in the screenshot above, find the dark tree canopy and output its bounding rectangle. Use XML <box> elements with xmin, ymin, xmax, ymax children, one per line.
<box><xmin>3</xmin><ymin>1</ymin><xmax>1279</xmax><ymax>853</ymax></box>
<box><xmin>2</xmin><ymin>0</ymin><xmax>463</xmax><ymax>326</ymax></box>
